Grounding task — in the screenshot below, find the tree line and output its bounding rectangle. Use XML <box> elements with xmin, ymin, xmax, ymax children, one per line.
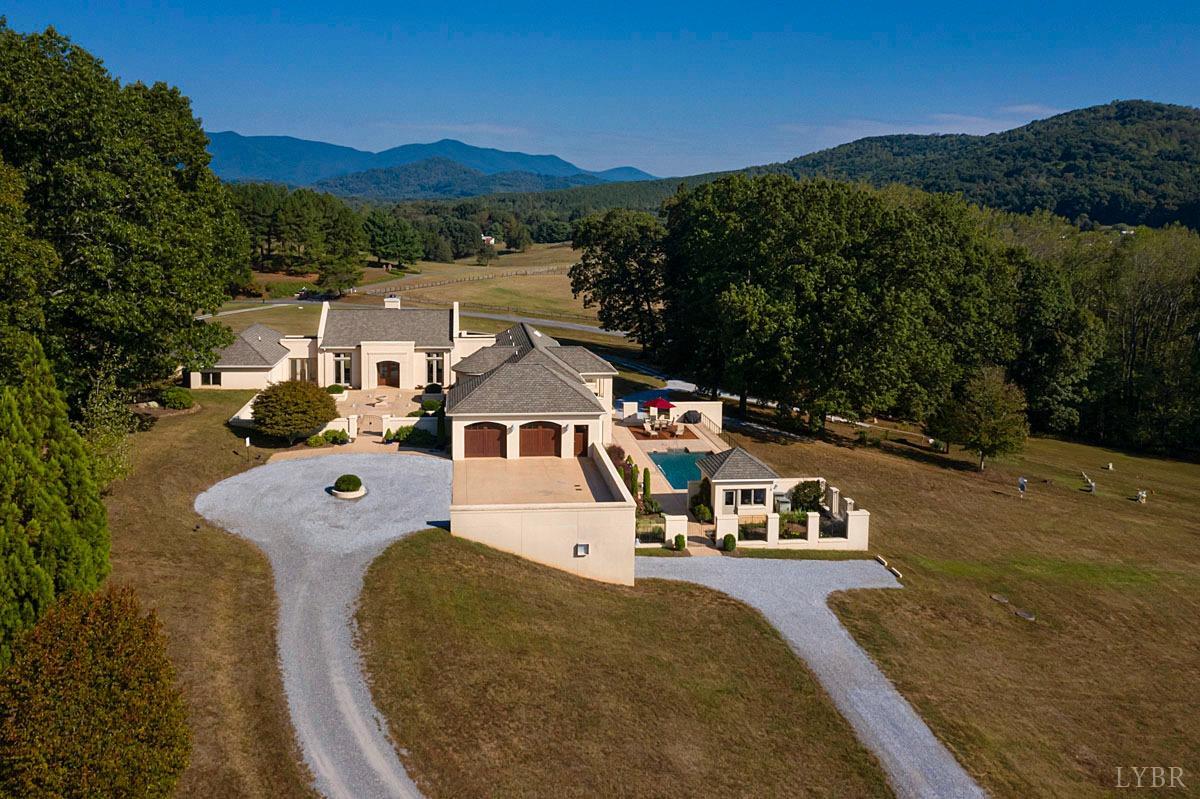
<box><xmin>571</xmin><ymin>174</ymin><xmax>1200</xmax><ymax>457</ymax></box>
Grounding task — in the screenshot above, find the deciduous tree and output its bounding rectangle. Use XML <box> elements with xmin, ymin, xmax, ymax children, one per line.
<box><xmin>251</xmin><ymin>380</ymin><xmax>338</xmax><ymax>444</ymax></box>
<box><xmin>933</xmin><ymin>368</ymin><xmax>1029</xmax><ymax>471</ymax></box>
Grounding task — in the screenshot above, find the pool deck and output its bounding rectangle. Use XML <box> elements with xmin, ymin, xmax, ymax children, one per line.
<box><xmin>612</xmin><ymin>421</ymin><xmax>725</xmax><ymax>517</ymax></box>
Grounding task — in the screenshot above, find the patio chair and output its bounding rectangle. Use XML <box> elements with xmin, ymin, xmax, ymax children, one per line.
<box><xmin>643</xmin><ymin>420</ymin><xmax>654</xmax><ymax>435</ymax></box>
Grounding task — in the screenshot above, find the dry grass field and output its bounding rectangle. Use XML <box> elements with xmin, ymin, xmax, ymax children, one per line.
<box><xmin>403</xmin><ymin>271</ymin><xmax>595</xmax><ymax>321</ymax></box>
<box><xmin>215</xmin><ymin>304</ymin><xmax>323</xmax><ymax>336</ymax></box>
<box><xmin>105</xmin><ymin>392</ymin><xmax>316</xmax><ymax>798</ymax></box>
<box><xmin>357</xmin><ymin>530</ymin><xmax>892</xmax><ymax>798</ymax></box>
<box><xmin>728</xmin><ymin>426</ymin><xmax>1200</xmax><ymax>798</ymax></box>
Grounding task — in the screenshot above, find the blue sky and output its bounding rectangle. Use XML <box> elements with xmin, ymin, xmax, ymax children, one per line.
<box><xmin>7</xmin><ymin>2</ymin><xmax>1199</xmax><ymax>175</ymax></box>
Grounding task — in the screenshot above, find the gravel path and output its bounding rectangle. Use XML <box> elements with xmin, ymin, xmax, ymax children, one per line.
<box><xmin>195</xmin><ymin>453</ymin><xmax>450</xmax><ymax>799</ymax></box>
<box><xmin>636</xmin><ymin>557</ymin><xmax>986</xmax><ymax>799</ymax></box>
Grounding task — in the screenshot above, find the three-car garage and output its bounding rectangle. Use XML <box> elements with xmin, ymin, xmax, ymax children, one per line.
<box><xmin>460</xmin><ymin>420</ymin><xmax>594</xmax><ymax>458</ymax></box>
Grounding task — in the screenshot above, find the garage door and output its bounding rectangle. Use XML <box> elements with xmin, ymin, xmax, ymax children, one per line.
<box><xmin>520</xmin><ymin>421</ymin><xmax>561</xmax><ymax>457</ymax></box>
<box><xmin>463</xmin><ymin>422</ymin><xmax>506</xmax><ymax>457</ymax></box>
<box><xmin>573</xmin><ymin>425</ymin><xmax>589</xmax><ymax>456</ymax></box>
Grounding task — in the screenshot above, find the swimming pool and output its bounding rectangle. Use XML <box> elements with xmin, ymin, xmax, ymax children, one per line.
<box><xmin>648</xmin><ymin>450</ymin><xmax>707</xmax><ymax>490</ymax></box>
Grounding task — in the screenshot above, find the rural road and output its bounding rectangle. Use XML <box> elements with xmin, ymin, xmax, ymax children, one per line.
<box><xmin>636</xmin><ymin>557</ymin><xmax>987</xmax><ymax>799</ymax></box>
<box><xmin>195</xmin><ymin>453</ymin><xmax>450</xmax><ymax>799</ymax></box>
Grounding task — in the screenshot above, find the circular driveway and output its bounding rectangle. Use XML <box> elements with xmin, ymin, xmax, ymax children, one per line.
<box><xmin>195</xmin><ymin>453</ymin><xmax>449</xmax><ymax>799</ymax></box>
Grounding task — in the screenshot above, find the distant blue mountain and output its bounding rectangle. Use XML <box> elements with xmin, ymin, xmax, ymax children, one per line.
<box><xmin>205</xmin><ymin>131</ymin><xmax>657</xmax><ymax>189</ymax></box>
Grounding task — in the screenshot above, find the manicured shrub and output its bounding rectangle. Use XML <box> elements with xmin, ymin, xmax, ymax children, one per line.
<box><xmin>251</xmin><ymin>380</ymin><xmax>338</xmax><ymax>444</ymax></box>
<box><xmin>789</xmin><ymin>480</ymin><xmax>824</xmax><ymax>513</ymax></box>
<box><xmin>674</xmin><ymin>533</ymin><xmax>687</xmax><ymax>551</ymax></box>
<box><xmin>406</xmin><ymin>409</ymin><xmax>424</xmax><ymax>417</ymax></box>
<box><xmin>404</xmin><ymin>428</ymin><xmax>438</xmax><ymax>448</ymax></box>
<box><xmin>0</xmin><ymin>586</ymin><xmax>189</xmax><ymax>797</ymax></box>
<box><xmin>421</xmin><ymin>398</ymin><xmax>443</xmax><ymax>412</ymax></box>
<box><xmin>605</xmin><ymin>443</ymin><xmax>626</xmax><ymax>464</ymax></box>
<box><xmin>325</xmin><ymin>384</ymin><xmax>346</xmax><ymax>394</ymax></box>
<box><xmin>334</xmin><ymin>474</ymin><xmax>361</xmax><ymax>492</ymax></box>
<box><xmin>322</xmin><ymin>429</ymin><xmax>349</xmax><ymax>445</ymax></box>
<box><xmin>159</xmin><ymin>386</ymin><xmax>193</xmax><ymax>410</ymax></box>
<box><xmin>642</xmin><ymin>469</ymin><xmax>652</xmax><ymax>502</ymax></box>
<box><xmin>305</xmin><ymin>434</ymin><xmax>326</xmax><ymax>448</ymax></box>
<box><xmin>424</xmin><ymin>383</ymin><xmax>442</xmax><ymax>394</ymax></box>
<box><xmin>388</xmin><ymin>426</ymin><xmax>413</xmax><ymax>444</ymax></box>
<box><xmin>723</xmin><ymin>533</ymin><xmax>737</xmax><ymax>552</ymax></box>
<box><xmin>693</xmin><ymin>503</ymin><xmax>712</xmax><ymax>523</ymax></box>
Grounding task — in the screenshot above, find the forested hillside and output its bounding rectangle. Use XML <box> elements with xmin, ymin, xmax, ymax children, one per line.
<box><xmin>460</xmin><ymin>101</ymin><xmax>1200</xmax><ymax>229</ymax></box>
<box><xmin>313</xmin><ymin>157</ymin><xmax>603</xmax><ymax>201</ymax></box>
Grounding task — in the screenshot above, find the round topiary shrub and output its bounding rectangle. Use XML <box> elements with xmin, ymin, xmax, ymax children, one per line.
<box><xmin>305</xmin><ymin>434</ymin><xmax>326</xmax><ymax>448</ymax></box>
<box><xmin>421</xmin><ymin>398</ymin><xmax>443</xmax><ymax>413</ymax></box>
<box><xmin>0</xmin><ymin>586</ymin><xmax>189</xmax><ymax>797</ymax></box>
<box><xmin>159</xmin><ymin>386</ymin><xmax>193</xmax><ymax>410</ymax></box>
<box><xmin>251</xmin><ymin>380</ymin><xmax>339</xmax><ymax>444</ymax></box>
<box><xmin>334</xmin><ymin>474</ymin><xmax>362</xmax><ymax>493</ymax></box>
<box><xmin>693</xmin><ymin>504</ymin><xmax>713</xmax><ymax>523</ymax></box>
<box><xmin>674</xmin><ymin>533</ymin><xmax>687</xmax><ymax>552</ymax></box>
<box><xmin>424</xmin><ymin>383</ymin><xmax>442</xmax><ymax>394</ymax></box>
<box><xmin>722</xmin><ymin>533</ymin><xmax>737</xmax><ymax>552</ymax></box>
<box><xmin>325</xmin><ymin>384</ymin><xmax>346</xmax><ymax>394</ymax></box>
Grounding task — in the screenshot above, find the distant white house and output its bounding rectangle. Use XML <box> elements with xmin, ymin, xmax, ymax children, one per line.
<box><xmin>481</xmin><ymin>234</ymin><xmax>496</xmax><ymax>246</ymax></box>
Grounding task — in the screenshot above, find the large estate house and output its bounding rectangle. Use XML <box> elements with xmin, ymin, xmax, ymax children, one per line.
<box><xmin>205</xmin><ymin>298</ymin><xmax>868</xmax><ymax>585</ymax></box>
<box><xmin>188</xmin><ymin>297</ymin><xmax>496</xmax><ymax>391</ymax></box>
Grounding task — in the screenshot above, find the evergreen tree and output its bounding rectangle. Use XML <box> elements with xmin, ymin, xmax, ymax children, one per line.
<box><xmin>0</xmin><ymin>334</ymin><xmax>109</xmax><ymax>666</ymax></box>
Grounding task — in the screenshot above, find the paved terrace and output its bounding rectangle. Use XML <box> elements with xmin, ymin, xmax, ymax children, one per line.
<box><xmin>452</xmin><ymin>457</ymin><xmax>614</xmax><ymax>505</ymax></box>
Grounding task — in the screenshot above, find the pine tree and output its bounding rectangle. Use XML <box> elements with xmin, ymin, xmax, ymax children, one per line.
<box><xmin>0</xmin><ymin>334</ymin><xmax>109</xmax><ymax>665</ymax></box>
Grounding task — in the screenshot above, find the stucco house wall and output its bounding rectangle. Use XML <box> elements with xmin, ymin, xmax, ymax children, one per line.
<box><xmin>449</xmin><ymin>444</ymin><xmax>636</xmax><ymax>585</ymax></box>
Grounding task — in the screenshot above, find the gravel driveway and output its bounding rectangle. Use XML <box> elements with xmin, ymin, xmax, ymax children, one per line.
<box><xmin>636</xmin><ymin>557</ymin><xmax>986</xmax><ymax>799</ymax></box>
<box><xmin>195</xmin><ymin>453</ymin><xmax>449</xmax><ymax>799</ymax></box>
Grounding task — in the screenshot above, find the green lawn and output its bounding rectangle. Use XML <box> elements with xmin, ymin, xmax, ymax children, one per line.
<box><xmin>357</xmin><ymin>530</ymin><xmax>891</xmax><ymax>798</ymax></box>
<box><xmin>730</xmin><ymin>428</ymin><xmax>1200</xmax><ymax>797</ymax></box>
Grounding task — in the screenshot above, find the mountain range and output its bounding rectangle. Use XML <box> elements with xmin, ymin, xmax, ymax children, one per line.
<box><xmin>464</xmin><ymin>101</ymin><xmax>1200</xmax><ymax>228</ymax></box>
<box><xmin>205</xmin><ymin>131</ymin><xmax>657</xmax><ymax>192</ymax></box>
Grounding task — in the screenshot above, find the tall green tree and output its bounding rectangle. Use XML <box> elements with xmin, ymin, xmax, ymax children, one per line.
<box><xmin>0</xmin><ymin>24</ymin><xmax>249</xmax><ymax>403</ymax></box>
<box><xmin>570</xmin><ymin>209</ymin><xmax>666</xmax><ymax>356</ymax></box>
<box><xmin>363</xmin><ymin>208</ymin><xmax>423</xmax><ymax>267</ymax></box>
<box><xmin>0</xmin><ymin>160</ymin><xmax>55</xmax><ymax>334</ymax></box>
<box><xmin>0</xmin><ymin>333</ymin><xmax>109</xmax><ymax>666</ymax></box>
<box><xmin>931</xmin><ymin>367</ymin><xmax>1029</xmax><ymax>471</ymax></box>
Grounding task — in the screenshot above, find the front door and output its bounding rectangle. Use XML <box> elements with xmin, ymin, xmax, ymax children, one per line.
<box><xmin>377</xmin><ymin>361</ymin><xmax>400</xmax><ymax>388</ymax></box>
<box><xmin>573</xmin><ymin>425</ymin><xmax>589</xmax><ymax>456</ymax></box>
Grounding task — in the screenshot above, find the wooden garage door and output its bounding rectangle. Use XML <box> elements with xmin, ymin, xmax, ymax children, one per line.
<box><xmin>520</xmin><ymin>421</ymin><xmax>561</xmax><ymax>457</ymax></box>
<box><xmin>573</xmin><ymin>425</ymin><xmax>589</xmax><ymax>456</ymax></box>
<box><xmin>463</xmin><ymin>422</ymin><xmax>506</xmax><ymax>458</ymax></box>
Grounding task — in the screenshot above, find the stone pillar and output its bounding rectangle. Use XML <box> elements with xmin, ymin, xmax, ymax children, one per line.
<box><xmin>827</xmin><ymin>486</ymin><xmax>841</xmax><ymax>519</ymax></box>
<box><xmin>505</xmin><ymin>423</ymin><xmax>519</xmax><ymax>459</ymax></box>
<box><xmin>806</xmin><ymin>512</ymin><xmax>819</xmax><ymax>543</ymax></box>
<box><xmin>766</xmin><ymin>513</ymin><xmax>780</xmax><ymax>546</ymax></box>
<box><xmin>844</xmin><ymin>497</ymin><xmax>855</xmax><ymax>514</ymax></box>
<box><xmin>560</xmin><ymin>423</ymin><xmax>572</xmax><ymax>459</ymax></box>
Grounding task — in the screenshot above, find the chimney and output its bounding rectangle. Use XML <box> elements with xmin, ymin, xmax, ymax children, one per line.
<box><xmin>383</xmin><ymin>294</ymin><xmax>401</xmax><ymax>310</ymax></box>
<box><xmin>452</xmin><ymin>301</ymin><xmax>460</xmax><ymax>337</ymax></box>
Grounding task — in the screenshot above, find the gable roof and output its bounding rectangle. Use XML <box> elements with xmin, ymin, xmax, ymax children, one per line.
<box><xmin>697</xmin><ymin>447</ymin><xmax>779</xmax><ymax>481</ymax></box>
<box><xmin>452</xmin><ymin>346</ymin><xmax>519</xmax><ymax>376</ymax></box>
<box><xmin>446</xmin><ymin>322</ymin><xmax>608</xmax><ymax>416</ymax></box>
<box><xmin>320</xmin><ymin>307</ymin><xmax>452</xmax><ymax>348</ymax></box>
<box><xmin>215</xmin><ymin>324</ymin><xmax>289</xmax><ymax>367</ymax></box>
<box><xmin>545</xmin><ymin>346</ymin><xmax>617</xmax><ymax>375</ymax></box>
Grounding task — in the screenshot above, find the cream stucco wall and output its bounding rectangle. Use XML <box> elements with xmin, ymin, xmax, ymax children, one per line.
<box><xmin>450</xmin><ymin>413</ymin><xmax>609</xmax><ymax>460</ymax></box>
<box><xmin>448</xmin><ymin>443</ymin><xmax>636</xmax><ymax>585</ymax></box>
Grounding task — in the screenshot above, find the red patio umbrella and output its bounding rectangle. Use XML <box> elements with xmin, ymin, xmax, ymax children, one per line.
<box><xmin>645</xmin><ymin>397</ymin><xmax>676</xmax><ymax>410</ymax></box>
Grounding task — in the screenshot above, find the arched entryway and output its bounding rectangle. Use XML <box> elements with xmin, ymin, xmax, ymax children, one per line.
<box><xmin>519</xmin><ymin>421</ymin><xmax>561</xmax><ymax>457</ymax></box>
<box><xmin>376</xmin><ymin>361</ymin><xmax>400</xmax><ymax>388</ymax></box>
<box><xmin>463</xmin><ymin>422</ymin><xmax>507</xmax><ymax>458</ymax></box>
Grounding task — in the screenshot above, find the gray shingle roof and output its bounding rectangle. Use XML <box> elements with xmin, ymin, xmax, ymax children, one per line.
<box><xmin>320</xmin><ymin>308</ymin><xmax>452</xmax><ymax>348</ymax></box>
<box><xmin>446</xmin><ymin>362</ymin><xmax>605</xmax><ymax>415</ymax></box>
<box><xmin>697</xmin><ymin>447</ymin><xmax>779</xmax><ymax>481</ymax></box>
<box><xmin>452</xmin><ymin>346</ymin><xmax>518</xmax><ymax>375</ymax></box>
<box><xmin>545</xmin><ymin>346</ymin><xmax>617</xmax><ymax>375</ymax></box>
<box><xmin>446</xmin><ymin>322</ymin><xmax>608</xmax><ymax>415</ymax></box>
<box><xmin>215</xmin><ymin>324</ymin><xmax>289</xmax><ymax>367</ymax></box>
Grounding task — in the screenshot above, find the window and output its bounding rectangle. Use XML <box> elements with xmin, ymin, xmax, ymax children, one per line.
<box><xmin>290</xmin><ymin>358</ymin><xmax>314</xmax><ymax>383</ymax></box>
<box><xmin>333</xmin><ymin>353</ymin><xmax>351</xmax><ymax>385</ymax></box>
<box><xmin>200</xmin><ymin>371</ymin><xmax>221</xmax><ymax>386</ymax></box>
<box><xmin>425</xmin><ymin>352</ymin><xmax>444</xmax><ymax>385</ymax></box>
<box><xmin>724</xmin><ymin>490</ymin><xmax>736</xmax><ymax>508</ymax></box>
<box><xmin>753</xmin><ymin>488</ymin><xmax>766</xmax><ymax>505</ymax></box>
<box><xmin>740</xmin><ymin>488</ymin><xmax>753</xmax><ymax>505</ymax></box>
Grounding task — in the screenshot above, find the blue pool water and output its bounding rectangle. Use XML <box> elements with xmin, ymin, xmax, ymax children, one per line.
<box><xmin>648</xmin><ymin>450</ymin><xmax>706</xmax><ymax>490</ymax></box>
